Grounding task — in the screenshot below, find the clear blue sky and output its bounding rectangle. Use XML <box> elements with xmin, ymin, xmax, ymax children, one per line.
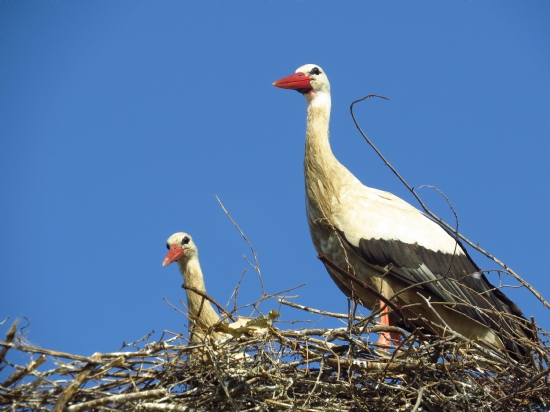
<box><xmin>2</xmin><ymin>2</ymin><xmax>549</xmax><ymax>359</ymax></box>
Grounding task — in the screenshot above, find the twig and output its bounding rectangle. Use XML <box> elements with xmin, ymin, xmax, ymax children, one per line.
<box><xmin>0</xmin><ymin>340</ymin><xmax>99</xmax><ymax>363</ymax></box>
<box><xmin>138</xmin><ymin>404</ymin><xmax>191</xmax><ymax>411</ymax></box>
<box><xmin>182</xmin><ymin>283</ymin><xmax>237</xmax><ymax>322</ymax></box>
<box><xmin>1</xmin><ymin>354</ymin><xmax>47</xmax><ymax>387</ymax></box>
<box><xmin>317</xmin><ymin>253</ymin><xmax>408</xmax><ymax>325</ymax></box>
<box><xmin>53</xmin><ymin>362</ymin><xmax>97</xmax><ymax>412</ymax></box>
<box><xmin>206</xmin><ymin>346</ymin><xmax>240</xmax><ymax>411</ymax></box>
<box><xmin>0</xmin><ymin>320</ymin><xmax>18</xmax><ymax>364</ymax></box>
<box><xmin>279</xmin><ymin>299</ymin><xmax>360</xmax><ymax>320</ymax></box>
<box><xmin>216</xmin><ymin>195</ymin><xmax>265</xmax><ymax>296</ymax></box>
<box><xmin>350</xmin><ymin>94</ymin><xmax>550</xmax><ymax>310</ymax></box>
<box><xmin>66</xmin><ymin>388</ymin><xmax>168</xmax><ymax>411</ymax></box>
<box><xmin>411</xmin><ymin>386</ymin><xmax>426</xmax><ymax>412</ymax></box>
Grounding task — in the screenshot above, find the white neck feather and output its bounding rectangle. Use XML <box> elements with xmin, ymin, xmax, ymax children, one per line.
<box><xmin>304</xmin><ymin>91</ymin><xmax>350</xmax><ymax>204</ymax></box>
<box><xmin>306</xmin><ymin>92</ymin><xmax>333</xmax><ymax>162</ymax></box>
<box><xmin>177</xmin><ymin>255</ymin><xmax>222</xmax><ymax>342</ymax></box>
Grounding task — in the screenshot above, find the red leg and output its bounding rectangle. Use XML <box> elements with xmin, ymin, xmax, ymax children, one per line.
<box><xmin>377</xmin><ymin>300</ymin><xmax>401</xmax><ymax>346</ymax></box>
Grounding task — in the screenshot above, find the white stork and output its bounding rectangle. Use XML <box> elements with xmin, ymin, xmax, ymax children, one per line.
<box><xmin>273</xmin><ymin>64</ymin><xmax>531</xmax><ymax>356</ymax></box>
<box><xmin>163</xmin><ymin>232</ymin><xmax>225</xmax><ymax>342</ymax></box>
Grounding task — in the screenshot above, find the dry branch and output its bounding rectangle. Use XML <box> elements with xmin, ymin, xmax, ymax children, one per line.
<box><xmin>350</xmin><ymin>94</ymin><xmax>550</xmax><ymax>310</ymax></box>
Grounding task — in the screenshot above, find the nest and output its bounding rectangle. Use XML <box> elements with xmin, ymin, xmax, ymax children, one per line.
<box><xmin>2</xmin><ymin>294</ymin><xmax>550</xmax><ymax>412</ymax></box>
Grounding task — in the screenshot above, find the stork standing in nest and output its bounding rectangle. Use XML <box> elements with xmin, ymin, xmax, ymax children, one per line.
<box><xmin>273</xmin><ymin>64</ymin><xmax>531</xmax><ymax>357</ymax></box>
<box><xmin>163</xmin><ymin>232</ymin><xmax>225</xmax><ymax>343</ymax></box>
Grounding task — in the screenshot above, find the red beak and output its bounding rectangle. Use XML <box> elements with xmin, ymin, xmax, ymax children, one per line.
<box><xmin>162</xmin><ymin>245</ymin><xmax>184</xmax><ymax>266</ymax></box>
<box><xmin>272</xmin><ymin>72</ymin><xmax>312</xmax><ymax>91</ymax></box>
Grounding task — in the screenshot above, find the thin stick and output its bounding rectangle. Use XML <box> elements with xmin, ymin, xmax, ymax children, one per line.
<box><xmin>0</xmin><ymin>320</ymin><xmax>18</xmax><ymax>364</ymax></box>
<box><xmin>206</xmin><ymin>346</ymin><xmax>240</xmax><ymax>411</ymax></box>
<box><xmin>1</xmin><ymin>354</ymin><xmax>47</xmax><ymax>387</ymax></box>
<box><xmin>350</xmin><ymin>95</ymin><xmax>550</xmax><ymax>309</ymax></box>
<box><xmin>182</xmin><ymin>284</ymin><xmax>237</xmax><ymax>322</ymax></box>
<box><xmin>0</xmin><ymin>340</ymin><xmax>100</xmax><ymax>363</ymax></box>
<box><xmin>216</xmin><ymin>195</ymin><xmax>265</xmax><ymax>296</ymax></box>
<box><xmin>279</xmin><ymin>299</ymin><xmax>359</xmax><ymax>320</ymax></box>
<box><xmin>66</xmin><ymin>388</ymin><xmax>168</xmax><ymax>412</ymax></box>
<box><xmin>317</xmin><ymin>253</ymin><xmax>407</xmax><ymax>325</ymax></box>
<box><xmin>411</xmin><ymin>386</ymin><xmax>426</xmax><ymax>412</ymax></box>
<box><xmin>53</xmin><ymin>362</ymin><xmax>97</xmax><ymax>412</ymax></box>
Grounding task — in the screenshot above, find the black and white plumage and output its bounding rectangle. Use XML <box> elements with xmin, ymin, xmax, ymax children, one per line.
<box><xmin>273</xmin><ymin>64</ymin><xmax>531</xmax><ymax>356</ymax></box>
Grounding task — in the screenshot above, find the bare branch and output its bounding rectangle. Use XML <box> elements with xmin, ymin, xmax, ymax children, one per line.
<box><xmin>216</xmin><ymin>195</ymin><xmax>265</xmax><ymax>296</ymax></box>
<box><xmin>182</xmin><ymin>283</ymin><xmax>237</xmax><ymax>322</ymax></box>
<box><xmin>350</xmin><ymin>95</ymin><xmax>550</xmax><ymax>309</ymax></box>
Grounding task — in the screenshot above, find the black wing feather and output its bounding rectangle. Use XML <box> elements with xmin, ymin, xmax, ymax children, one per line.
<box><xmin>341</xmin><ymin>231</ymin><xmax>531</xmax><ymax>356</ymax></box>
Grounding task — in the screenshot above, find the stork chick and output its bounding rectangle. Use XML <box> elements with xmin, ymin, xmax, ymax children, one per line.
<box><xmin>163</xmin><ymin>232</ymin><xmax>225</xmax><ymax>343</ymax></box>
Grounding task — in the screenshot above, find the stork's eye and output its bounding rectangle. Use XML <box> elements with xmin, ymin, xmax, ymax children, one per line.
<box><xmin>182</xmin><ymin>236</ymin><xmax>190</xmax><ymax>245</ymax></box>
<box><xmin>166</xmin><ymin>243</ymin><xmax>170</xmax><ymax>250</ymax></box>
<box><xmin>310</xmin><ymin>67</ymin><xmax>321</xmax><ymax>75</ymax></box>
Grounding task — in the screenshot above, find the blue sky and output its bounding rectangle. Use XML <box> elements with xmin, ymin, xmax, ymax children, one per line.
<box><xmin>2</xmin><ymin>2</ymin><xmax>550</xmax><ymax>359</ymax></box>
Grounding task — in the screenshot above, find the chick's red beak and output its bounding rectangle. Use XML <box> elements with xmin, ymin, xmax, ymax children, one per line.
<box><xmin>162</xmin><ymin>244</ymin><xmax>184</xmax><ymax>266</ymax></box>
<box><xmin>272</xmin><ymin>72</ymin><xmax>312</xmax><ymax>91</ymax></box>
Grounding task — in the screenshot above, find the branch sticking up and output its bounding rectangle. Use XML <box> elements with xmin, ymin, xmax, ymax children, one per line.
<box><xmin>350</xmin><ymin>95</ymin><xmax>550</xmax><ymax>310</ymax></box>
<box><xmin>215</xmin><ymin>195</ymin><xmax>265</xmax><ymax>296</ymax></box>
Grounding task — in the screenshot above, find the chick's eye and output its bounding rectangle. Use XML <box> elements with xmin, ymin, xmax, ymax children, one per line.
<box><xmin>310</xmin><ymin>67</ymin><xmax>321</xmax><ymax>75</ymax></box>
<box><xmin>182</xmin><ymin>236</ymin><xmax>190</xmax><ymax>245</ymax></box>
<box><xmin>166</xmin><ymin>243</ymin><xmax>170</xmax><ymax>250</ymax></box>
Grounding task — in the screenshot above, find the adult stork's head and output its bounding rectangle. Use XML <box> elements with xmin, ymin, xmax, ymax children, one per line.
<box><xmin>273</xmin><ymin>64</ymin><xmax>330</xmax><ymax>100</ymax></box>
<box><xmin>162</xmin><ymin>232</ymin><xmax>197</xmax><ymax>266</ymax></box>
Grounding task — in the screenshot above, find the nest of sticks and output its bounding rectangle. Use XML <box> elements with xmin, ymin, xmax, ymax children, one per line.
<box><xmin>2</xmin><ymin>288</ymin><xmax>550</xmax><ymax>412</ymax></box>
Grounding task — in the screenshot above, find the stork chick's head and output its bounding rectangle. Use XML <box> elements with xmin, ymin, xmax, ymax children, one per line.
<box><xmin>273</xmin><ymin>64</ymin><xmax>330</xmax><ymax>99</ymax></box>
<box><xmin>162</xmin><ymin>232</ymin><xmax>197</xmax><ymax>267</ymax></box>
